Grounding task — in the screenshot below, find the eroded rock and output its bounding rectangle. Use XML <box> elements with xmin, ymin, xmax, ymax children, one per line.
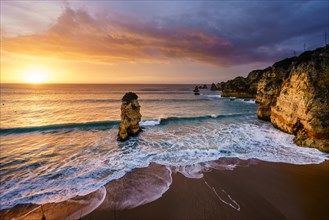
<box><xmin>118</xmin><ymin>92</ymin><xmax>142</xmax><ymax>141</ymax></box>
<box><xmin>193</xmin><ymin>86</ymin><xmax>200</xmax><ymax>95</ymax></box>
<box><xmin>257</xmin><ymin>46</ymin><xmax>329</xmax><ymax>152</ymax></box>
<box><xmin>256</xmin><ymin>58</ymin><xmax>294</xmax><ymax>120</ymax></box>
<box><xmin>221</xmin><ymin>69</ymin><xmax>266</xmax><ymax>98</ymax></box>
<box><xmin>217</xmin><ymin>46</ymin><xmax>329</xmax><ymax>152</ymax></box>
<box><xmin>270</xmin><ymin>47</ymin><xmax>329</xmax><ymax>152</ymax></box>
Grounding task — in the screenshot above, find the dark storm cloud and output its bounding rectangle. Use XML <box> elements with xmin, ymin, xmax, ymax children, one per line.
<box><xmin>165</xmin><ymin>0</ymin><xmax>328</xmax><ymax>61</ymax></box>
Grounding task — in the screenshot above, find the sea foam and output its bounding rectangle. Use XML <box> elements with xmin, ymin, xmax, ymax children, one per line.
<box><xmin>140</xmin><ymin>120</ymin><xmax>161</xmax><ymax>126</ymax></box>
<box><xmin>0</xmin><ymin>115</ymin><xmax>328</xmax><ymax>211</ymax></box>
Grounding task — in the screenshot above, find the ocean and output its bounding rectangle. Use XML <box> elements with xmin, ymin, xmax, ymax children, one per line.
<box><xmin>0</xmin><ymin>84</ymin><xmax>327</xmax><ymax>211</ymax></box>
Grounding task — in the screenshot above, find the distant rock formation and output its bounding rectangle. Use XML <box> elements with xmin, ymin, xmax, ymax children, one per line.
<box><xmin>221</xmin><ymin>69</ymin><xmax>266</xmax><ymax>98</ymax></box>
<box><xmin>210</xmin><ymin>83</ymin><xmax>218</xmax><ymax>91</ymax></box>
<box><xmin>118</xmin><ymin>92</ymin><xmax>142</xmax><ymax>141</ymax></box>
<box><xmin>201</xmin><ymin>84</ymin><xmax>208</xmax><ymax>89</ymax></box>
<box><xmin>193</xmin><ymin>86</ymin><xmax>200</xmax><ymax>95</ymax></box>
<box><xmin>216</xmin><ymin>82</ymin><xmax>225</xmax><ymax>91</ymax></box>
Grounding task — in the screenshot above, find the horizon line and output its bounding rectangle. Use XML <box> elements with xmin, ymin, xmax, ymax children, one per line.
<box><xmin>0</xmin><ymin>82</ymin><xmax>214</xmax><ymax>85</ymax></box>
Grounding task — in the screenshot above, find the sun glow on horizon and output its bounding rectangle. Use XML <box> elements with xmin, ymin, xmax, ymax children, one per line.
<box><xmin>23</xmin><ymin>67</ymin><xmax>49</xmax><ymax>84</ymax></box>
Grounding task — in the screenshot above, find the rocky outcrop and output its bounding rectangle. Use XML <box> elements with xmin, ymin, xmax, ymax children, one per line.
<box><xmin>256</xmin><ymin>46</ymin><xmax>329</xmax><ymax>152</ymax></box>
<box><xmin>118</xmin><ymin>92</ymin><xmax>142</xmax><ymax>141</ymax></box>
<box><xmin>217</xmin><ymin>46</ymin><xmax>329</xmax><ymax>151</ymax></box>
<box><xmin>193</xmin><ymin>86</ymin><xmax>200</xmax><ymax>95</ymax></box>
<box><xmin>221</xmin><ymin>69</ymin><xmax>266</xmax><ymax>98</ymax></box>
<box><xmin>199</xmin><ymin>84</ymin><xmax>207</xmax><ymax>89</ymax></box>
<box><xmin>221</xmin><ymin>76</ymin><xmax>249</xmax><ymax>97</ymax></box>
<box><xmin>216</xmin><ymin>82</ymin><xmax>225</xmax><ymax>91</ymax></box>
<box><xmin>210</xmin><ymin>83</ymin><xmax>218</xmax><ymax>91</ymax></box>
<box><xmin>256</xmin><ymin>57</ymin><xmax>295</xmax><ymax>120</ymax></box>
<box><xmin>269</xmin><ymin>47</ymin><xmax>329</xmax><ymax>152</ymax></box>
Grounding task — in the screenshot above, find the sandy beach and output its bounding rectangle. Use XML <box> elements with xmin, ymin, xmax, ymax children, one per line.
<box><xmin>81</xmin><ymin>159</ymin><xmax>329</xmax><ymax>220</ymax></box>
<box><xmin>1</xmin><ymin>159</ymin><xmax>328</xmax><ymax>220</ymax></box>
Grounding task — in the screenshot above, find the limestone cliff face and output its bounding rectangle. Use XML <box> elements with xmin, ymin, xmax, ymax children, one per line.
<box><xmin>270</xmin><ymin>48</ymin><xmax>329</xmax><ymax>152</ymax></box>
<box><xmin>219</xmin><ymin>46</ymin><xmax>328</xmax><ymax>151</ymax></box>
<box><xmin>256</xmin><ymin>58</ymin><xmax>294</xmax><ymax>120</ymax></box>
<box><xmin>257</xmin><ymin>46</ymin><xmax>329</xmax><ymax>152</ymax></box>
<box><xmin>118</xmin><ymin>92</ymin><xmax>142</xmax><ymax>141</ymax></box>
<box><xmin>221</xmin><ymin>69</ymin><xmax>266</xmax><ymax>98</ymax></box>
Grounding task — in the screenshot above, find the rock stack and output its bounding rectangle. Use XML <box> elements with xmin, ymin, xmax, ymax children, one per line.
<box><xmin>118</xmin><ymin>92</ymin><xmax>142</xmax><ymax>141</ymax></box>
<box><xmin>193</xmin><ymin>86</ymin><xmax>200</xmax><ymax>95</ymax></box>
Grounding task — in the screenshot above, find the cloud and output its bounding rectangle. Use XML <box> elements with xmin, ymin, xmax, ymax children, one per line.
<box><xmin>2</xmin><ymin>7</ymin><xmax>234</xmax><ymax>66</ymax></box>
<box><xmin>2</xmin><ymin>1</ymin><xmax>328</xmax><ymax>66</ymax></box>
<box><xmin>0</xmin><ymin>1</ymin><xmax>63</xmax><ymax>37</ymax></box>
<box><xmin>194</xmin><ymin>1</ymin><xmax>328</xmax><ymax>55</ymax></box>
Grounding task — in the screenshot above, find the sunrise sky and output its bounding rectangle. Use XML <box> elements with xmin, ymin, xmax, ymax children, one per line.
<box><xmin>1</xmin><ymin>0</ymin><xmax>328</xmax><ymax>84</ymax></box>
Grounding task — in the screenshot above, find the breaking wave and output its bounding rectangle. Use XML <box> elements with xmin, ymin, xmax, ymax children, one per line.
<box><xmin>1</xmin><ymin>114</ymin><xmax>328</xmax><ymax>211</ymax></box>
<box><xmin>0</xmin><ymin>113</ymin><xmax>254</xmax><ymax>135</ymax></box>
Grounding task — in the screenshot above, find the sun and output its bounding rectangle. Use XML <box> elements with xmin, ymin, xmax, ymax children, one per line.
<box><xmin>24</xmin><ymin>68</ymin><xmax>48</xmax><ymax>84</ymax></box>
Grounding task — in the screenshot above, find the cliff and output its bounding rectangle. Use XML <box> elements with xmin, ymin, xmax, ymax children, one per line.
<box><xmin>218</xmin><ymin>46</ymin><xmax>329</xmax><ymax>152</ymax></box>
<box><xmin>268</xmin><ymin>47</ymin><xmax>329</xmax><ymax>152</ymax></box>
<box><xmin>221</xmin><ymin>69</ymin><xmax>267</xmax><ymax>98</ymax></box>
<box><xmin>256</xmin><ymin>57</ymin><xmax>295</xmax><ymax>120</ymax></box>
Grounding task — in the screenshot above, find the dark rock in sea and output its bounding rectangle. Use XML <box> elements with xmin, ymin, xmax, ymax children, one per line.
<box><xmin>118</xmin><ymin>92</ymin><xmax>142</xmax><ymax>141</ymax></box>
<box><xmin>193</xmin><ymin>86</ymin><xmax>200</xmax><ymax>95</ymax></box>
<box><xmin>193</xmin><ymin>86</ymin><xmax>199</xmax><ymax>92</ymax></box>
<box><xmin>202</xmin><ymin>84</ymin><xmax>208</xmax><ymax>89</ymax></box>
<box><xmin>121</xmin><ymin>92</ymin><xmax>138</xmax><ymax>103</ymax></box>
<box><xmin>210</xmin><ymin>83</ymin><xmax>218</xmax><ymax>91</ymax></box>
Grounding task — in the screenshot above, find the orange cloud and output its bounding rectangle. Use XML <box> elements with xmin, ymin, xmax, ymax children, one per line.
<box><xmin>2</xmin><ymin>7</ymin><xmax>233</xmax><ymax>66</ymax></box>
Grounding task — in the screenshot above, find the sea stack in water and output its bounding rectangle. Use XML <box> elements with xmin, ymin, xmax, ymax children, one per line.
<box><xmin>193</xmin><ymin>86</ymin><xmax>200</xmax><ymax>95</ymax></box>
<box><xmin>118</xmin><ymin>92</ymin><xmax>142</xmax><ymax>141</ymax></box>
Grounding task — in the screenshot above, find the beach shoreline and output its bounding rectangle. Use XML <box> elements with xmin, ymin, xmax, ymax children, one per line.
<box><xmin>1</xmin><ymin>159</ymin><xmax>328</xmax><ymax>220</ymax></box>
<box><xmin>82</xmin><ymin>159</ymin><xmax>329</xmax><ymax>220</ymax></box>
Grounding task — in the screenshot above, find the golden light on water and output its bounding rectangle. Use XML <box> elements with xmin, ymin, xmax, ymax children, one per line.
<box><xmin>23</xmin><ymin>67</ymin><xmax>49</xmax><ymax>84</ymax></box>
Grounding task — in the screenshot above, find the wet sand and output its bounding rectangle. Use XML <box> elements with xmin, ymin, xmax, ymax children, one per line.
<box><xmin>1</xmin><ymin>159</ymin><xmax>328</xmax><ymax>220</ymax></box>
<box><xmin>0</xmin><ymin>186</ymin><xmax>106</xmax><ymax>220</ymax></box>
<box><xmin>83</xmin><ymin>160</ymin><xmax>329</xmax><ymax>220</ymax></box>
